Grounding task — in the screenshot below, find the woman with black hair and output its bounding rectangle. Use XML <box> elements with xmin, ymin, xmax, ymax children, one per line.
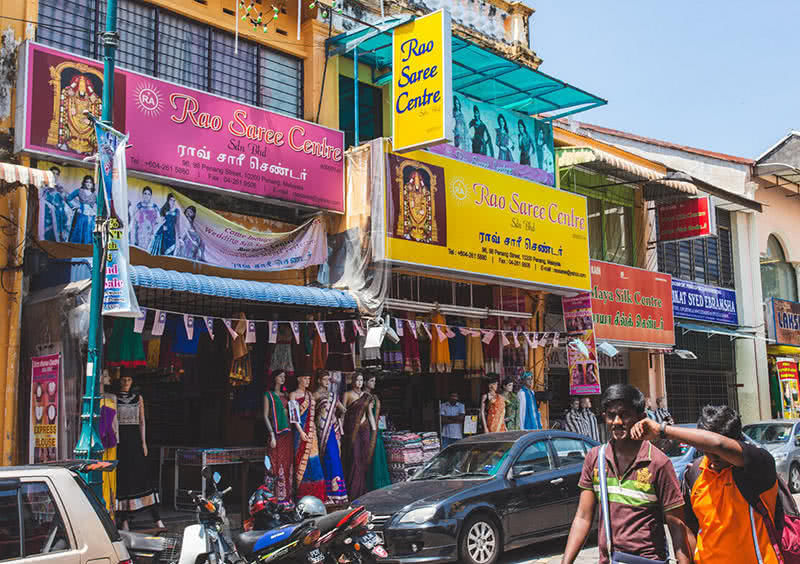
<box><xmin>67</xmin><ymin>175</ymin><xmax>97</xmax><ymax>244</ymax></box>
<box><xmin>495</xmin><ymin>114</ymin><xmax>513</xmax><ymax>161</ymax></box>
<box><xmin>148</xmin><ymin>192</ymin><xmax>179</xmax><ymax>256</ymax></box>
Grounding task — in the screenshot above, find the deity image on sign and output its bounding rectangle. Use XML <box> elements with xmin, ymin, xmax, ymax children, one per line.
<box><xmin>392</xmin><ymin>160</ymin><xmax>445</xmax><ymax>246</ymax></box>
<box><xmin>46</xmin><ymin>62</ymin><xmax>103</xmax><ymax>156</ymax></box>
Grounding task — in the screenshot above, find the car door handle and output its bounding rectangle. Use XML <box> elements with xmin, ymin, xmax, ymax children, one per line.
<box><xmin>550</xmin><ymin>477</ymin><xmax>564</xmax><ymax>485</ymax></box>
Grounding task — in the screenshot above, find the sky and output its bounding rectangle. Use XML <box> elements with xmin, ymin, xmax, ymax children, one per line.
<box><xmin>527</xmin><ymin>1</ymin><xmax>800</xmax><ymax>160</ymax></box>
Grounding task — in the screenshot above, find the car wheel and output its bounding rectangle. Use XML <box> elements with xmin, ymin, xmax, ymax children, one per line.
<box><xmin>459</xmin><ymin>514</ymin><xmax>500</xmax><ymax>564</ymax></box>
<box><xmin>790</xmin><ymin>463</ymin><xmax>800</xmax><ymax>494</ymax></box>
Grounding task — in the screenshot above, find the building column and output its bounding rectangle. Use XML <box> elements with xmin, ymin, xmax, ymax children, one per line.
<box><xmin>732</xmin><ymin>210</ymin><xmax>770</xmax><ymax>422</ymax></box>
<box><xmin>302</xmin><ymin>19</ymin><xmax>339</xmax><ymax>129</ymax></box>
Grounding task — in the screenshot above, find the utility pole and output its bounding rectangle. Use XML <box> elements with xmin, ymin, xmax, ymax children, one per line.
<box><xmin>74</xmin><ymin>0</ymin><xmax>118</xmax><ymax>500</ymax></box>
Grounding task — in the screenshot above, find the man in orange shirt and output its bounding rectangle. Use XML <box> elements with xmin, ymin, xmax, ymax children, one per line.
<box><xmin>632</xmin><ymin>405</ymin><xmax>780</xmax><ymax>563</ymax></box>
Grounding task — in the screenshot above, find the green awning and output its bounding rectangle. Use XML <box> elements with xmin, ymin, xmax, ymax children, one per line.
<box><xmin>326</xmin><ymin>18</ymin><xmax>607</xmax><ymax>120</ymax></box>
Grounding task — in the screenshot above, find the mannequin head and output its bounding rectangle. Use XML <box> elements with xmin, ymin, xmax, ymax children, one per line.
<box><xmin>317</xmin><ymin>370</ymin><xmax>331</xmax><ymax>391</ymax></box>
<box><xmin>487</xmin><ymin>375</ymin><xmax>499</xmax><ymax>394</ymax></box>
<box><xmin>120</xmin><ymin>374</ymin><xmax>133</xmax><ymax>393</ymax></box>
<box><xmin>571</xmin><ymin>398</ymin><xmax>581</xmax><ymax>411</ymax></box>
<box><xmin>580</xmin><ymin>397</ymin><xmax>592</xmax><ymax>410</ymax></box>
<box><xmin>365</xmin><ymin>374</ymin><xmax>377</xmax><ymax>392</ymax></box>
<box><xmin>273</xmin><ymin>371</ymin><xmax>286</xmax><ymax>392</ymax></box>
<box><xmin>352</xmin><ymin>373</ymin><xmax>364</xmax><ymax>392</ymax></box>
<box><xmin>503</xmin><ymin>380</ymin><xmax>514</xmax><ymax>394</ymax></box>
<box><xmin>297</xmin><ymin>374</ymin><xmax>311</xmax><ymax>391</ymax></box>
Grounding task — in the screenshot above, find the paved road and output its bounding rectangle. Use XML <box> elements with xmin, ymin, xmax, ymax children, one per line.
<box><xmin>498</xmin><ymin>493</ymin><xmax>800</xmax><ymax>563</ymax></box>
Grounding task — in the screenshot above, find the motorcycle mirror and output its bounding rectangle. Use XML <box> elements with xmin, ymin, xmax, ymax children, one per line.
<box><xmin>201</xmin><ymin>466</ymin><xmax>213</xmax><ymax>480</ymax></box>
<box><xmin>264</xmin><ymin>455</ymin><xmax>272</xmax><ymax>471</ymax></box>
<box><xmin>213</xmin><ymin>471</ymin><xmax>221</xmax><ymax>484</ymax></box>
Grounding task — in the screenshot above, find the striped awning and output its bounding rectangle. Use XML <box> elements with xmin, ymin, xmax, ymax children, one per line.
<box><xmin>557</xmin><ymin>146</ymin><xmax>697</xmax><ymax>197</ymax></box>
<box><xmin>1</xmin><ymin>163</ymin><xmax>54</xmax><ymax>188</ymax></box>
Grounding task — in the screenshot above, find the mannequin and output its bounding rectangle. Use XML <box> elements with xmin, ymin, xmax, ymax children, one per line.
<box><xmin>289</xmin><ymin>374</ymin><xmax>325</xmax><ymax>500</ymax></box>
<box><xmin>263</xmin><ymin>370</ymin><xmax>293</xmax><ymax>504</ymax></box>
<box><xmin>517</xmin><ymin>372</ymin><xmax>542</xmax><ymax>430</ymax></box>
<box><xmin>342</xmin><ymin>373</ymin><xmax>375</xmax><ymax>501</ymax></box>
<box><xmin>116</xmin><ymin>373</ymin><xmax>164</xmax><ymax>530</ymax></box>
<box><xmin>365</xmin><ymin>374</ymin><xmax>390</xmax><ymax>492</ymax></box>
<box><xmin>503</xmin><ymin>379</ymin><xmax>519</xmax><ymax>431</ymax></box>
<box><xmin>99</xmin><ymin>369</ymin><xmax>119</xmax><ymax>520</ymax></box>
<box><xmin>314</xmin><ymin>370</ymin><xmax>348</xmax><ymax>506</ymax></box>
<box><xmin>481</xmin><ymin>375</ymin><xmax>506</xmax><ymax>433</ymax></box>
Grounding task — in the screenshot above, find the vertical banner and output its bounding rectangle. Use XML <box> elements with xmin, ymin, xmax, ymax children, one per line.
<box><xmin>96</xmin><ymin>121</ymin><xmax>141</xmax><ymax>317</ymax></box>
<box><xmin>778</xmin><ymin>358</ymin><xmax>800</xmax><ymax>419</ymax></box>
<box><xmin>392</xmin><ymin>9</ymin><xmax>453</xmax><ymax>152</ymax></box>
<box><xmin>562</xmin><ymin>293</ymin><xmax>601</xmax><ymax>395</ymax></box>
<box><xmin>30</xmin><ymin>354</ymin><xmax>60</xmax><ymax>463</ymax></box>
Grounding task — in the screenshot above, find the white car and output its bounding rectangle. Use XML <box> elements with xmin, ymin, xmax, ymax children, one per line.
<box><xmin>0</xmin><ymin>461</ymin><xmax>131</xmax><ymax>564</ymax></box>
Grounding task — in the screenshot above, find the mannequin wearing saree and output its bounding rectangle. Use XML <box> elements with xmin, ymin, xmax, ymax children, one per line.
<box><xmin>503</xmin><ymin>380</ymin><xmax>520</xmax><ymax>431</ymax></box>
<box><xmin>289</xmin><ymin>375</ymin><xmax>325</xmax><ymax>500</ymax></box>
<box><xmin>366</xmin><ymin>375</ymin><xmax>390</xmax><ymax>492</ymax></box>
<box><xmin>481</xmin><ymin>376</ymin><xmax>507</xmax><ymax>433</ymax></box>
<box><xmin>343</xmin><ymin>374</ymin><xmax>375</xmax><ymax>501</ymax></box>
<box><xmin>264</xmin><ymin>371</ymin><xmax>294</xmax><ymax>504</ymax></box>
<box><xmin>314</xmin><ymin>372</ymin><xmax>349</xmax><ymax>506</ymax></box>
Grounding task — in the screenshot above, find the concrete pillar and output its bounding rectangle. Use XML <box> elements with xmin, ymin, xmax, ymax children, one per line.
<box><xmin>302</xmin><ymin>19</ymin><xmax>340</xmax><ymax>129</ymax></box>
<box><xmin>732</xmin><ymin>210</ymin><xmax>770</xmax><ymax>423</ymax></box>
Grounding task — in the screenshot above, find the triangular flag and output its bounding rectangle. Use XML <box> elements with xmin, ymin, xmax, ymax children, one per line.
<box><xmin>204</xmin><ymin>316</ymin><xmax>215</xmax><ymax>340</ymax></box>
<box><xmin>422</xmin><ymin>322</ymin><xmax>432</xmax><ymax>339</ymax></box>
<box><xmin>315</xmin><ymin>321</ymin><xmax>327</xmax><ymax>343</ymax></box>
<box><xmin>223</xmin><ymin>319</ymin><xmax>237</xmax><ymax>340</ymax></box>
<box><xmin>151</xmin><ymin>310</ymin><xmax>166</xmax><ymax>336</ymax></box>
<box><xmin>552</xmin><ymin>333</ymin><xmax>560</xmax><ymax>348</ymax></box>
<box><xmin>353</xmin><ymin>320</ymin><xmax>364</xmax><ymax>336</ymax></box>
<box><xmin>435</xmin><ymin>324</ymin><xmax>447</xmax><ymax>342</ymax></box>
<box><xmin>512</xmin><ymin>331</ymin><xmax>520</xmax><ymax>348</ymax></box>
<box><xmin>246</xmin><ymin>320</ymin><xmax>256</xmax><ymax>344</ymax></box>
<box><xmin>290</xmin><ymin>321</ymin><xmax>301</xmax><ymax>343</ymax></box>
<box><xmin>532</xmin><ymin>333</ymin><xmax>539</xmax><ymax>348</ymax></box>
<box><xmin>269</xmin><ymin>321</ymin><xmax>278</xmax><ymax>344</ymax></box>
<box><xmin>337</xmin><ymin>320</ymin><xmax>347</xmax><ymax>343</ymax></box>
<box><xmin>523</xmin><ymin>332</ymin><xmax>535</xmax><ymax>348</ymax></box>
<box><xmin>445</xmin><ymin>325</ymin><xmax>456</xmax><ymax>338</ymax></box>
<box><xmin>183</xmin><ymin>314</ymin><xmax>194</xmax><ymax>340</ymax></box>
<box><xmin>501</xmin><ymin>332</ymin><xmax>510</xmax><ymax>347</ymax></box>
<box><xmin>395</xmin><ymin>317</ymin><xmax>404</xmax><ymax>337</ymax></box>
<box><xmin>481</xmin><ymin>330</ymin><xmax>494</xmax><ymax>344</ymax></box>
<box><xmin>458</xmin><ymin>327</ymin><xmax>471</xmax><ymax>336</ymax></box>
<box><xmin>406</xmin><ymin>319</ymin><xmax>417</xmax><ymax>339</ymax></box>
<box><xmin>133</xmin><ymin>309</ymin><xmax>147</xmax><ymax>333</ymax></box>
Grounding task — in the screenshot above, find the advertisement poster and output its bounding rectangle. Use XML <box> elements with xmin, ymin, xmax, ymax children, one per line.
<box><xmin>562</xmin><ymin>293</ymin><xmax>600</xmax><ymax>395</ymax></box>
<box><xmin>37</xmin><ymin>162</ymin><xmax>327</xmax><ymax>273</ymax></box>
<box><xmin>590</xmin><ymin>260</ymin><xmax>675</xmax><ymax>347</ymax></box>
<box><xmin>384</xmin><ymin>149</ymin><xmax>591</xmax><ymax>292</ymax></box>
<box><xmin>17</xmin><ymin>42</ymin><xmax>345</xmax><ymax>212</ymax></box>
<box><xmin>772</xmin><ymin>298</ymin><xmax>800</xmax><ymax>347</ymax></box>
<box><xmin>656</xmin><ymin>197</ymin><xmax>716</xmax><ymax>242</ymax></box>
<box><xmin>778</xmin><ymin>359</ymin><xmax>800</xmax><ymax>419</ymax></box>
<box><xmin>29</xmin><ymin>354</ymin><xmax>60</xmax><ymax>463</ymax></box>
<box><xmin>671</xmin><ymin>279</ymin><xmax>738</xmax><ymax>326</ymax></box>
<box><xmin>95</xmin><ymin>121</ymin><xmax>141</xmax><ymax>317</ymax></box>
<box><xmin>430</xmin><ymin>94</ymin><xmax>555</xmax><ymax>187</ymax></box>
<box><xmin>392</xmin><ymin>9</ymin><xmax>453</xmax><ymax>152</ymax></box>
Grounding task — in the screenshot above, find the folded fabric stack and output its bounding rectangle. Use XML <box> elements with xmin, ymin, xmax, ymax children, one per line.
<box><xmin>420</xmin><ymin>431</ymin><xmax>441</xmax><ymax>462</ymax></box>
<box><xmin>384</xmin><ymin>431</ymin><xmax>426</xmax><ymax>483</ymax></box>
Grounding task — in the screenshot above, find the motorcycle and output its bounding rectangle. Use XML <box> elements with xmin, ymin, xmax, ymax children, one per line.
<box><xmin>318</xmin><ymin>506</ymin><xmax>387</xmax><ymax>563</ymax></box>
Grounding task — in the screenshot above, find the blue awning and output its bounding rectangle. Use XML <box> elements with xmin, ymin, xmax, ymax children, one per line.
<box><xmin>130</xmin><ymin>265</ymin><xmax>357</xmax><ymax>309</ymax></box>
<box><xmin>326</xmin><ymin>19</ymin><xmax>606</xmax><ymax>120</ymax></box>
<box><xmin>676</xmin><ymin>321</ymin><xmax>757</xmax><ymax>341</ymax></box>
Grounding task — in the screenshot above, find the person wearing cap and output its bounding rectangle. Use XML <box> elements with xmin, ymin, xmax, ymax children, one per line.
<box><xmin>518</xmin><ymin>371</ymin><xmax>542</xmax><ymax>430</ymax></box>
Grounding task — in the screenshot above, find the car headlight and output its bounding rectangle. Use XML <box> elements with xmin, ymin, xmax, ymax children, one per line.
<box><xmin>399</xmin><ymin>506</ymin><xmax>438</xmax><ymax>524</ymax></box>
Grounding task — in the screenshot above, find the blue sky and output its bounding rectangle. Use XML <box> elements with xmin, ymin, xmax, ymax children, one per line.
<box><xmin>528</xmin><ymin>1</ymin><xmax>799</xmax><ymax>160</ymax></box>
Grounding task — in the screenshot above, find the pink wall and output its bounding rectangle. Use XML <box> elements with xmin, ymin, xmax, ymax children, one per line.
<box><xmin>756</xmin><ymin>185</ymin><xmax>800</xmax><ymax>262</ymax></box>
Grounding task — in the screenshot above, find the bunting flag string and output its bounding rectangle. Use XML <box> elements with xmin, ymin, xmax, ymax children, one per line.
<box><xmin>133</xmin><ymin>307</ymin><xmax>566</xmax><ymax>347</ymax></box>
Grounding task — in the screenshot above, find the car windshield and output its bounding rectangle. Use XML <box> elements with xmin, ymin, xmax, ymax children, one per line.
<box><xmin>744</xmin><ymin>423</ymin><xmax>794</xmax><ymax>444</ymax></box>
<box><xmin>413</xmin><ymin>442</ymin><xmax>514</xmax><ymax>480</ymax></box>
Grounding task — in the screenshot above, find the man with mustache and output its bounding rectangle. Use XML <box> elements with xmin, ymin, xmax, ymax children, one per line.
<box><xmin>562</xmin><ymin>384</ymin><xmax>690</xmax><ymax>564</ymax></box>
<box><xmin>632</xmin><ymin>405</ymin><xmax>782</xmax><ymax>564</ymax></box>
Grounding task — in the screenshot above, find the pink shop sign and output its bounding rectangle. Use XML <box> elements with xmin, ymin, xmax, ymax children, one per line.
<box><xmin>15</xmin><ymin>41</ymin><xmax>345</xmax><ymax>213</ymax></box>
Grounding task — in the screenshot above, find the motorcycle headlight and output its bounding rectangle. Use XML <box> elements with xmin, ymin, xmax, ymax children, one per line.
<box><xmin>399</xmin><ymin>506</ymin><xmax>437</xmax><ymax>524</ymax></box>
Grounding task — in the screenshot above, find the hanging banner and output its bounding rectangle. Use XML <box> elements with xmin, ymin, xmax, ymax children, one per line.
<box><xmin>590</xmin><ymin>260</ymin><xmax>675</xmax><ymax>347</ymax></box>
<box><xmin>392</xmin><ymin>9</ymin><xmax>453</xmax><ymax>152</ymax></box>
<box><xmin>778</xmin><ymin>358</ymin><xmax>800</xmax><ymax>419</ymax></box>
<box><xmin>16</xmin><ymin>42</ymin><xmax>345</xmax><ymax>212</ymax></box>
<box><xmin>430</xmin><ymin>94</ymin><xmax>555</xmax><ymax>187</ymax></box>
<box><xmin>29</xmin><ymin>354</ymin><xmax>60</xmax><ymax>463</ymax></box>
<box><xmin>656</xmin><ymin>197</ymin><xmax>716</xmax><ymax>243</ymax></box>
<box><xmin>671</xmin><ymin>279</ymin><xmax>737</xmax><ymax>326</ymax></box>
<box><xmin>562</xmin><ymin>293</ymin><xmax>600</xmax><ymax>395</ymax></box>
<box><xmin>385</xmin><ymin>150</ymin><xmax>590</xmax><ymax>291</ymax></box>
<box><xmin>36</xmin><ymin>162</ymin><xmax>327</xmax><ymax>272</ymax></box>
<box><xmin>771</xmin><ymin>298</ymin><xmax>800</xmax><ymax>347</ymax></box>
<box><xmin>96</xmin><ymin>121</ymin><xmax>141</xmax><ymax>317</ymax></box>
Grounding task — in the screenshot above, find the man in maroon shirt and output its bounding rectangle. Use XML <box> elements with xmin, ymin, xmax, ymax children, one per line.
<box><xmin>561</xmin><ymin>384</ymin><xmax>690</xmax><ymax>564</ymax></box>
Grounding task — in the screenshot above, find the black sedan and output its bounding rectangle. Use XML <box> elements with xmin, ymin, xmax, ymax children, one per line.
<box><xmin>353</xmin><ymin>430</ymin><xmax>599</xmax><ymax>564</ymax></box>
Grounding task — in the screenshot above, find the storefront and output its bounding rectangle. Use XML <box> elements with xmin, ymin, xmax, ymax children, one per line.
<box><xmin>767</xmin><ymin>298</ymin><xmax>800</xmax><ymax>419</ymax></box>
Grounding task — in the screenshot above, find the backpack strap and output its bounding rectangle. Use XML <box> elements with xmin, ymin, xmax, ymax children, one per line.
<box><xmin>598</xmin><ymin>444</ymin><xmax>614</xmax><ymax>556</ymax></box>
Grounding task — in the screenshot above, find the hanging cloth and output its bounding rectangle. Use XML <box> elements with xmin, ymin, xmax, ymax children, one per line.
<box><xmin>429</xmin><ymin>313</ymin><xmax>451</xmax><ymax>373</ymax></box>
<box><xmin>465</xmin><ymin>318</ymin><xmax>484</xmax><ymax>378</ymax></box>
<box><xmin>106</xmin><ymin>318</ymin><xmax>146</xmax><ymax>368</ymax></box>
<box><xmin>401</xmin><ymin>313</ymin><xmax>421</xmax><ymax>373</ymax></box>
<box><xmin>448</xmin><ymin>317</ymin><xmax>466</xmax><ymax>371</ymax></box>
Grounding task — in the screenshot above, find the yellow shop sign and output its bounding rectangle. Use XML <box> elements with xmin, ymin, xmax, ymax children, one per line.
<box><xmin>392</xmin><ymin>9</ymin><xmax>453</xmax><ymax>152</ymax></box>
<box><xmin>385</xmin><ymin>149</ymin><xmax>591</xmax><ymax>292</ymax></box>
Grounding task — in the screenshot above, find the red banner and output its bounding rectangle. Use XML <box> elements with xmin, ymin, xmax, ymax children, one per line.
<box><xmin>590</xmin><ymin>260</ymin><xmax>674</xmax><ymax>347</ymax></box>
<box><xmin>656</xmin><ymin>197</ymin><xmax>715</xmax><ymax>242</ymax></box>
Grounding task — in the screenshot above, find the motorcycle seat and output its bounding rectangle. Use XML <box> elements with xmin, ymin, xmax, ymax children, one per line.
<box><xmin>313</xmin><ymin>509</ymin><xmax>353</xmax><ymax>535</ymax></box>
<box><xmin>235</xmin><ymin>531</ymin><xmax>265</xmax><ymax>559</ymax></box>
